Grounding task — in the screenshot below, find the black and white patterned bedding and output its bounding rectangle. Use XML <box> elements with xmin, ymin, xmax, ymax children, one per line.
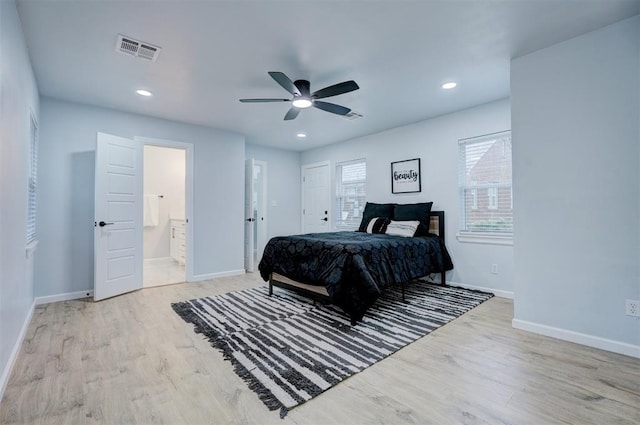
<box><xmin>258</xmin><ymin>231</ymin><xmax>453</xmax><ymax>322</ymax></box>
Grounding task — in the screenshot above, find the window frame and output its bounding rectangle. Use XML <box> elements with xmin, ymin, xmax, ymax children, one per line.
<box><xmin>26</xmin><ymin>111</ymin><xmax>39</xmax><ymax>256</ymax></box>
<box><xmin>334</xmin><ymin>158</ymin><xmax>367</xmax><ymax>231</ymax></box>
<box><xmin>457</xmin><ymin>130</ymin><xmax>512</xmax><ymax>245</ymax></box>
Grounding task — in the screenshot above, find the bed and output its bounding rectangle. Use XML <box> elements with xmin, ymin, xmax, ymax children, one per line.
<box><xmin>258</xmin><ymin>204</ymin><xmax>453</xmax><ymax>324</ymax></box>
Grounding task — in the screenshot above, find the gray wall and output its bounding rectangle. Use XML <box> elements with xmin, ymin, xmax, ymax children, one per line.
<box><xmin>245</xmin><ymin>144</ymin><xmax>302</xmax><ymax>238</ymax></box>
<box><xmin>511</xmin><ymin>16</ymin><xmax>640</xmax><ymax>350</ymax></box>
<box><xmin>36</xmin><ymin>97</ymin><xmax>246</xmax><ymax>297</ymax></box>
<box><xmin>0</xmin><ymin>0</ymin><xmax>40</xmax><ymax>395</ymax></box>
<box><xmin>301</xmin><ymin>99</ymin><xmax>514</xmax><ymax>294</ymax></box>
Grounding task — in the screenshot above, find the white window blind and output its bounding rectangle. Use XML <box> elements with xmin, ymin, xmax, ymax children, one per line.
<box><xmin>335</xmin><ymin>159</ymin><xmax>366</xmax><ymax>230</ymax></box>
<box><xmin>458</xmin><ymin>131</ymin><xmax>512</xmax><ymax>234</ymax></box>
<box><xmin>27</xmin><ymin>114</ymin><xmax>38</xmax><ymax>244</ymax></box>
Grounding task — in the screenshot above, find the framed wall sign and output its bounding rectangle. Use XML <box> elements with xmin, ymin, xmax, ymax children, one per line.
<box><xmin>391</xmin><ymin>158</ymin><xmax>421</xmax><ymax>194</ymax></box>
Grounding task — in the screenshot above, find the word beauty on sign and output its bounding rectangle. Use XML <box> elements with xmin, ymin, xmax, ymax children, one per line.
<box><xmin>393</xmin><ymin>169</ymin><xmax>419</xmax><ymax>183</ymax></box>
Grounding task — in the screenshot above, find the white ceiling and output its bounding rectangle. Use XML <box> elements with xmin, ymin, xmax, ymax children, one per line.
<box><xmin>16</xmin><ymin>0</ymin><xmax>640</xmax><ymax>151</ymax></box>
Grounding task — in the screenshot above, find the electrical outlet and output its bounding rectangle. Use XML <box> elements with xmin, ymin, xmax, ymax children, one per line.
<box><xmin>491</xmin><ymin>264</ymin><xmax>498</xmax><ymax>274</ymax></box>
<box><xmin>626</xmin><ymin>299</ymin><xmax>640</xmax><ymax>317</ymax></box>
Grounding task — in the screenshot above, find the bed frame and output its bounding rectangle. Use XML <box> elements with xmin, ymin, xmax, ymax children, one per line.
<box><xmin>268</xmin><ymin>211</ymin><xmax>447</xmax><ymax>305</ymax></box>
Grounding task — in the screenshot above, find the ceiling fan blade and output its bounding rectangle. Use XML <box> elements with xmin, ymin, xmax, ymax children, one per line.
<box><xmin>284</xmin><ymin>107</ymin><xmax>301</xmax><ymax>120</ymax></box>
<box><xmin>313</xmin><ymin>101</ymin><xmax>351</xmax><ymax>116</ymax></box>
<box><xmin>269</xmin><ymin>72</ymin><xmax>301</xmax><ymax>96</ymax></box>
<box><xmin>239</xmin><ymin>98</ymin><xmax>290</xmax><ymax>103</ymax></box>
<box><xmin>312</xmin><ymin>80</ymin><xmax>359</xmax><ymax>99</ymax></box>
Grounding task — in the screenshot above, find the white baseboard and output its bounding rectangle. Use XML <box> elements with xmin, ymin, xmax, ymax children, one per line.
<box><xmin>35</xmin><ymin>289</ymin><xmax>93</xmax><ymax>305</ymax></box>
<box><xmin>512</xmin><ymin>318</ymin><xmax>640</xmax><ymax>359</ymax></box>
<box><xmin>191</xmin><ymin>269</ymin><xmax>246</xmax><ymax>282</ymax></box>
<box><xmin>0</xmin><ymin>300</ymin><xmax>35</xmax><ymax>402</ymax></box>
<box><xmin>440</xmin><ymin>279</ymin><xmax>514</xmax><ymax>299</ymax></box>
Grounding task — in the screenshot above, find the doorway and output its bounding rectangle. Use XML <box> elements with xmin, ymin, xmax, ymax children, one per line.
<box><xmin>141</xmin><ymin>142</ymin><xmax>188</xmax><ymax>287</ymax></box>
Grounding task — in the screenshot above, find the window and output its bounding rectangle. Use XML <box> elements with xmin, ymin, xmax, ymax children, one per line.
<box><xmin>335</xmin><ymin>159</ymin><xmax>366</xmax><ymax>230</ymax></box>
<box><xmin>471</xmin><ymin>188</ymin><xmax>478</xmax><ymax>210</ymax></box>
<box><xmin>487</xmin><ymin>187</ymin><xmax>498</xmax><ymax>210</ymax></box>
<box><xmin>458</xmin><ymin>131</ymin><xmax>512</xmax><ymax>237</ymax></box>
<box><xmin>27</xmin><ymin>113</ymin><xmax>38</xmax><ymax>245</ymax></box>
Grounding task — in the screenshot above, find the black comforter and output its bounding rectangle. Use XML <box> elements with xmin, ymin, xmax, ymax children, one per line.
<box><xmin>258</xmin><ymin>232</ymin><xmax>453</xmax><ymax>322</ymax></box>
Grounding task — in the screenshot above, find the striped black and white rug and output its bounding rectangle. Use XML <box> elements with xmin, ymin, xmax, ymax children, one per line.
<box><xmin>172</xmin><ymin>281</ymin><xmax>492</xmax><ymax>417</ymax></box>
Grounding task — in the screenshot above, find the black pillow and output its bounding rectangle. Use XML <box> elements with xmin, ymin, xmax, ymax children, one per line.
<box><xmin>394</xmin><ymin>202</ymin><xmax>433</xmax><ymax>236</ymax></box>
<box><xmin>358</xmin><ymin>202</ymin><xmax>395</xmax><ymax>232</ymax></box>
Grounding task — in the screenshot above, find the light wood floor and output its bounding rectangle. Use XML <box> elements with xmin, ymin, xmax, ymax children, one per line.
<box><xmin>1</xmin><ymin>274</ymin><xmax>639</xmax><ymax>425</ymax></box>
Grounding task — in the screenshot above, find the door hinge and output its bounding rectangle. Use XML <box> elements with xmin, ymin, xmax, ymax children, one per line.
<box><xmin>303</xmin><ymin>209</ymin><xmax>305</xmax><ymax>215</ymax></box>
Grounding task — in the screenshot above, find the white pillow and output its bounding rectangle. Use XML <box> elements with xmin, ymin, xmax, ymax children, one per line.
<box><xmin>366</xmin><ymin>217</ymin><xmax>389</xmax><ymax>234</ymax></box>
<box><xmin>385</xmin><ymin>220</ymin><xmax>420</xmax><ymax>237</ymax></box>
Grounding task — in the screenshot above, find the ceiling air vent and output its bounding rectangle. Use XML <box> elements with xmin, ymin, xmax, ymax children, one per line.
<box><xmin>343</xmin><ymin>111</ymin><xmax>364</xmax><ymax>120</ymax></box>
<box><xmin>116</xmin><ymin>34</ymin><xmax>161</xmax><ymax>62</ymax></box>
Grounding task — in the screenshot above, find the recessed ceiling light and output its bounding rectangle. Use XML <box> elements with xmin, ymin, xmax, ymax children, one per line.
<box><xmin>136</xmin><ymin>89</ymin><xmax>152</xmax><ymax>97</ymax></box>
<box><xmin>296</xmin><ymin>133</ymin><xmax>307</xmax><ymax>139</ymax></box>
<box><xmin>441</xmin><ymin>82</ymin><xmax>457</xmax><ymax>90</ymax></box>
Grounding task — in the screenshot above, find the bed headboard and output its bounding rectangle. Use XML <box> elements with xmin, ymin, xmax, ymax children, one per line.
<box><xmin>428</xmin><ymin>211</ymin><xmax>445</xmax><ymax>242</ymax></box>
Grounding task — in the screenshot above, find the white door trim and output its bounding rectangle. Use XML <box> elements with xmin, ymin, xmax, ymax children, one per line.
<box><xmin>301</xmin><ymin>160</ymin><xmax>331</xmax><ymax>232</ymax></box>
<box><xmin>134</xmin><ymin>136</ymin><xmax>195</xmax><ymax>282</ymax></box>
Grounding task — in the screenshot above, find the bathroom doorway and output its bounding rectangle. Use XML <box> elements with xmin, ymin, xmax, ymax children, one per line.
<box><xmin>142</xmin><ymin>143</ymin><xmax>188</xmax><ymax>287</ymax></box>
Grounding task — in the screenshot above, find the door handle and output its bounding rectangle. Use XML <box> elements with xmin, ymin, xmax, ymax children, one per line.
<box><xmin>98</xmin><ymin>221</ymin><xmax>114</xmax><ymax>227</ymax></box>
<box><xmin>246</xmin><ymin>218</ymin><xmax>255</xmax><ymax>222</ymax></box>
<box><xmin>321</xmin><ymin>217</ymin><xmax>328</xmax><ymax>221</ymax></box>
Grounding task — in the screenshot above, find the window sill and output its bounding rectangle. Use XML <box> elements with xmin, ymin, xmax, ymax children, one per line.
<box><xmin>456</xmin><ymin>233</ymin><xmax>513</xmax><ymax>246</ymax></box>
<box><xmin>26</xmin><ymin>239</ymin><xmax>39</xmax><ymax>259</ymax></box>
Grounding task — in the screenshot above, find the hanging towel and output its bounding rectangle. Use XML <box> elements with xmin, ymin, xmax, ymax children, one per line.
<box><xmin>144</xmin><ymin>194</ymin><xmax>159</xmax><ymax>227</ymax></box>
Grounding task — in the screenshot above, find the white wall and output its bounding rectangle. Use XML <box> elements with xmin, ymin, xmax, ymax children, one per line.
<box><xmin>143</xmin><ymin>145</ymin><xmax>185</xmax><ymax>259</ymax></box>
<box><xmin>36</xmin><ymin>97</ymin><xmax>246</xmax><ymax>297</ymax></box>
<box><xmin>245</xmin><ymin>144</ymin><xmax>302</xmax><ymax>238</ymax></box>
<box><xmin>511</xmin><ymin>16</ymin><xmax>640</xmax><ymax>355</ymax></box>
<box><xmin>301</xmin><ymin>99</ymin><xmax>513</xmax><ymax>294</ymax></box>
<box><xmin>0</xmin><ymin>0</ymin><xmax>40</xmax><ymax>398</ymax></box>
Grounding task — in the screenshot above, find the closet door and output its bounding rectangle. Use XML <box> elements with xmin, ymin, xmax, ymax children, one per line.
<box><xmin>244</xmin><ymin>159</ymin><xmax>255</xmax><ymax>272</ymax></box>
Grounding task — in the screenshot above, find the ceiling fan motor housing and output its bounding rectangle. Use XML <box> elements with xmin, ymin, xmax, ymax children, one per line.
<box><xmin>294</xmin><ymin>80</ymin><xmax>311</xmax><ymax>97</ymax></box>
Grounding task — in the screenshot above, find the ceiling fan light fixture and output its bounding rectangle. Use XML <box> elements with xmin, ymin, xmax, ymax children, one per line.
<box><xmin>292</xmin><ymin>97</ymin><xmax>312</xmax><ymax>108</ymax></box>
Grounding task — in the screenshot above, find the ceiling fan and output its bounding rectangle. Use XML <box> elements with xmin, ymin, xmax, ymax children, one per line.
<box><xmin>239</xmin><ymin>72</ymin><xmax>359</xmax><ymax>120</ymax></box>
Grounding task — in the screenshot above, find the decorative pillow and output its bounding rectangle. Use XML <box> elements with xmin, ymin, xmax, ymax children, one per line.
<box><xmin>358</xmin><ymin>202</ymin><xmax>395</xmax><ymax>232</ymax></box>
<box><xmin>385</xmin><ymin>220</ymin><xmax>420</xmax><ymax>237</ymax></box>
<box><xmin>365</xmin><ymin>217</ymin><xmax>390</xmax><ymax>234</ymax></box>
<box><xmin>394</xmin><ymin>202</ymin><xmax>433</xmax><ymax>236</ymax></box>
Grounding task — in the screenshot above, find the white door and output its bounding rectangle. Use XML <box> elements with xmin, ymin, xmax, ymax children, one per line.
<box><xmin>94</xmin><ymin>132</ymin><xmax>143</xmax><ymax>301</ymax></box>
<box><xmin>254</xmin><ymin>160</ymin><xmax>268</xmax><ymax>263</ymax></box>
<box><xmin>302</xmin><ymin>162</ymin><xmax>331</xmax><ymax>233</ymax></box>
<box><xmin>244</xmin><ymin>159</ymin><xmax>255</xmax><ymax>272</ymax></box>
